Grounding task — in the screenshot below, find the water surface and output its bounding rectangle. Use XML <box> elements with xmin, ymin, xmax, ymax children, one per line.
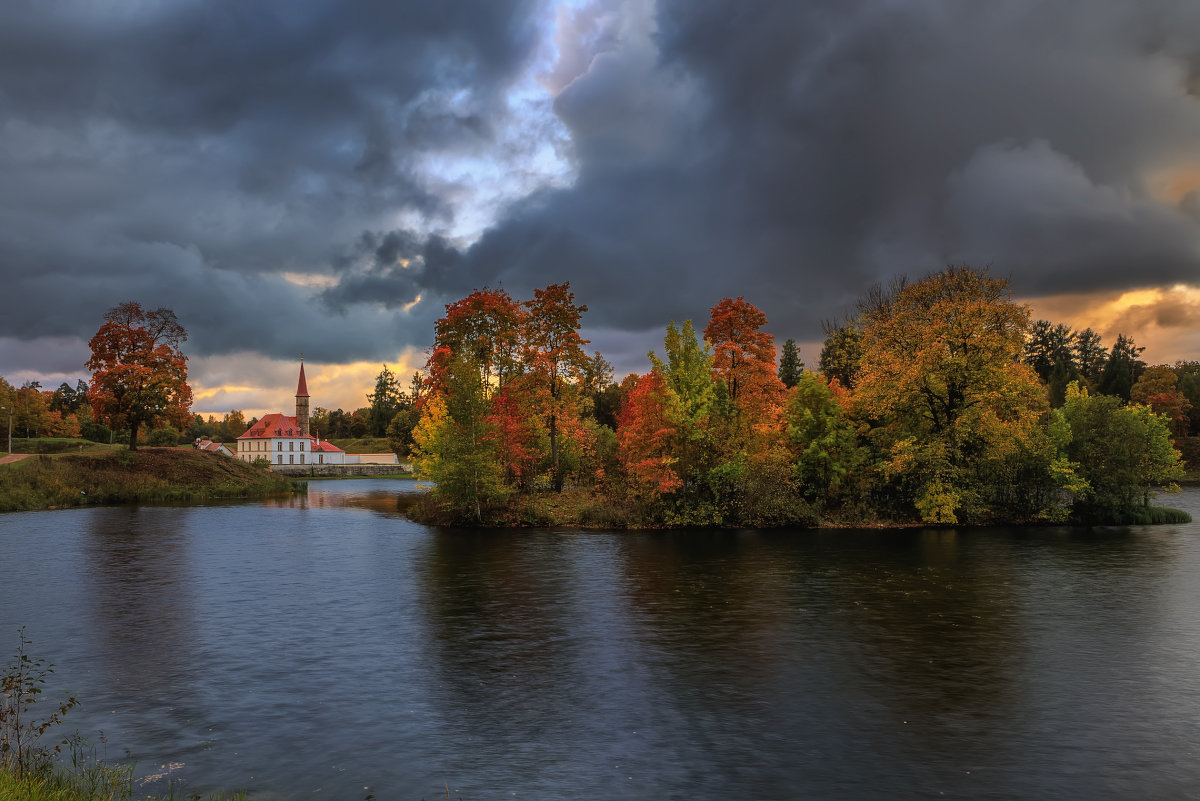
<box><xmin>2</xmin><ymin>480</ymin><xmax>1200</xmax><ymax>799</ymax></box>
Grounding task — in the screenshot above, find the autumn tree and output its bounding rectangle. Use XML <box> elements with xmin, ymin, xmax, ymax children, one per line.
<box><xmin>86</xmin><ymin>302</ymin><xmax>192</xmax><ymax>450</ymax></box>
<box><xmin>430</xmin><ymin>288</ymin><xmax>525</xmax><ymax>397</ymax></box>
<box><xmin>14</xmin><ymin>382</ymin><xmax>52</xmax><ymax>438</ymax></box>
<box><xmin>412</xmin><ymin>355</ymin><xmax>507</xmax><ymax>522</ymax></box>
<box><xmin>616</xmin><ymin>371</ymin><xmax>681</xmax><ymax>501</ymax></box>
<box><xmin>854</xmin><ymin>266</ymin><xmax>1073</xmax><ymax>523</ymax></box>
<box><xmin>703</xmin><ymin>297</ymin><xmax>783</xmax><ymax>411</ymax></box>
<box><xmin>778</xmin><ymin>339</ymin><xmax>804</xmax><ymax>388</ymax></box>
<box><xmin>1131</xmin><ymin>366</ymin><xmax>1192</xmax><ymax>440</ymax></box>
<box><xmin>523</xmin><ymin>283</ymin><xmax>590</xmax><ymax>491</ymax></box>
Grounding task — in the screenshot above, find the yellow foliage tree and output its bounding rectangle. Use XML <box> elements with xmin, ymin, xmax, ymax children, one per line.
<box><xmin>854</xmin><ymin>266</ymin><xmax>1079</xmax><ymax>523</ymax></box>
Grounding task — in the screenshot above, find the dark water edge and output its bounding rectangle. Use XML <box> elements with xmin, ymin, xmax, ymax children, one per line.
<box><xmin>2</xmin><ymin>481</ymin><xmax>1200</xmax><ymax>800</ymax></box>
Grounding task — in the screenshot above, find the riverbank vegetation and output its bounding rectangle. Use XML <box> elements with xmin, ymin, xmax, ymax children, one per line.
<box><xmin>410</xmin><ymin>267</ymin><xmax>1190</xmax><ymax>527</ymax></box>
<box><xmin>2</xmin><ymin>629</ymin><xmax>242</xmax><ymax>801</ymax></box>
<box><xmin>0</xmin><ymin>449</ymin><xmax>300</xmax><ymax>513</ymax></box>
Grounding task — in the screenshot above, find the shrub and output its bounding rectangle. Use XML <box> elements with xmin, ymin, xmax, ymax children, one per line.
<box><xmin>146</xmin><ymin>427</ymin><xmax>181</xmax><ymax>447</ymax></box>
<box><xmin>80</xmin><ymin>421</ymin><xmax>111</xmax><ymax>443</ymax></box>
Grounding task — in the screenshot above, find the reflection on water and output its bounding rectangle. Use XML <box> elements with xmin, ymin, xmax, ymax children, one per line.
<box><xmin>2</xmin><ymin>481</ymin><xmax>1200</xmax><ymax>800</ymax></box>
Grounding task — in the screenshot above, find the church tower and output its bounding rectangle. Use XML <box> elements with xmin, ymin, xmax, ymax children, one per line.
<box><xmin>296</xmin><ymin>359</ymin><xmax>310</xmax><ymax>437</ymax></box>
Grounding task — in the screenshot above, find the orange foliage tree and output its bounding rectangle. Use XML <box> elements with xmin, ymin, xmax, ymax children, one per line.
<box><xmin>523</xmin><ymin>283</ymin><xmax>590</xmax><ymax>491</ymax></box>
<box><xmin>87</xmin><ymin>302</ymin><xmax>192</xmax><ymax>451</ymax></box>
<box><xmin>703</xmin><ymin>297</ymin><xmax>784</xmax><ymax>414</ymax></box>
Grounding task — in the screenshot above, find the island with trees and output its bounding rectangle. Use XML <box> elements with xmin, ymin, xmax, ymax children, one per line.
<box><xmin>0</xmin><ymin>266</ymin><xmax>1193</xmax><ymax>523</ymax></box>
<box><xmin>408</xmin><ymin>266</ymin><xmax>1191</xmax><ymax>527</ymax></box>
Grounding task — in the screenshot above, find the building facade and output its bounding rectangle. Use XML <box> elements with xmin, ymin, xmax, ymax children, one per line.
<box><xmin>235</xmin><ymin>363</ymin><xmax>346</xmax><ymax>467</ymax></box>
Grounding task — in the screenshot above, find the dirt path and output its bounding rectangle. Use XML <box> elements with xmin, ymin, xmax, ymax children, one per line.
<box><xmin>0</xmin><ymin>453</ymin><xmax>30</xmax><ymax>465</ymax></box>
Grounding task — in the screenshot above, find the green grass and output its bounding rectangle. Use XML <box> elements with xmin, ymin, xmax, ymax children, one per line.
<box><xmin>0</xmin><ymin>448</ymin><xmax>301</xmax><ymax>512</ymax></box>
<box><xmin>0</xmin><ymin>765</ymin><xmax>245</xmax><ymax>801</ymax></box>
<box><xmin>4</xmin><ymin>439</ymin><xmax>117</xmax><ymax>455</ymax></box>
<box><xmin>326</xmin><ymin>436</ymin><xmax>396</xmax><ymax>453</ymax></box>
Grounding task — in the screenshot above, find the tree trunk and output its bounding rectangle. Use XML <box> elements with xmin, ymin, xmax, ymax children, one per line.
<box><xmin>549</xmin><ymin>411</ymin><xmax>561</xmax><ymax>491</ymax></box>
<box><xmin>128</xmin><ymin>419</ymin><xmax>140</xmax><ymax>451</ymax></box>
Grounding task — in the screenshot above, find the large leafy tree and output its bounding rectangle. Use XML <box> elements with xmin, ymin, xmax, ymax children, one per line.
<box><xmin>523</xmin><ymin>282</ymin><xmax>589</xmax><ymax>491</ymax></box>
<box><xmin>703</xmin><ymin>296</ymin><xmax>783</xmax><ymax>413</ymax></box>
<box><xmin>649</xmin><ymin>320</ymin><xmax>715</xmax><ymax>487</ymax></box>
<box><xmin>786</xmin><ymin>372</ymin><xmax>863</xmax><ymax>511</ymax></box>
<box><xmin>1062</xmin><ymin>382</ymin><xmax>1183</xmax><ymax>517</ymax></box>
<box><xmin>1131</xmin><ymin>365</ymin><xmax>1192</xmax><ymax>440</ymax></box>
<box><xmin>86</xmin><ymin>302</ymin><xmax>192</xmax><ymax>450</ymax></box>
<box><xmin>412</xmin><ymin>355</ymin><xmax>507</xmax><ymax>522</ymax></box>
<box><xmin>616</xmin><ymin>371</ymin><xmax>681</xmax><ymax>500</ymax></box>
<box><xmin>430</xmin><ymin>287</ymin><xmax>525</xmax><ymax>396</ymax></box>
<box><xmin>854</xmin><ymin>266</ymin><xmax>1068</xmax><ymax>523</ymax></box>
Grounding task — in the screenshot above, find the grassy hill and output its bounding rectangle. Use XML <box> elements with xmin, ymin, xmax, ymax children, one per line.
<box><xmin>0</xmin><ymin>447</ymin><xmax>301</xmax><ymax>512</ymax></box>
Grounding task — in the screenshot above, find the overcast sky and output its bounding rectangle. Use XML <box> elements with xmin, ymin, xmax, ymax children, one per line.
<box><xmin>4</xmin><ymin>0</ymin><xmax>1200</xmax><ymax>416</ymax></box>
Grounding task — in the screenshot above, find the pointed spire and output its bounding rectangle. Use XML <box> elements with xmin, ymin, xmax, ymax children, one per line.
<box><xmin>296</xmin><ymin>357</ymin><xmax>310</xmax><ymax>398</ymax></box>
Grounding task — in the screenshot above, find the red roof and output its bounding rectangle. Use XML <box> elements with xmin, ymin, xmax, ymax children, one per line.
<box><xmin>238</xmin><ymin>413</ymin><xmax>301</xmax><ymax>439</ymax></box>
<box><xmin>296</xmin><ymin>362</ymin><xmax>310</xmax><ymax>397</ymax></box>
<box><xmin>237</xmin><ymin>413</ymin><xmax>344</xmax><ymax>453</ymax></box>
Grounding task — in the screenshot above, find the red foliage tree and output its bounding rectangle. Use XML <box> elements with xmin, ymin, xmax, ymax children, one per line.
<box><xmin>86</xmin><ymin>302</ymin><xmax>192</xmax><ymax>450</ymax></box>
<box><xmin>429</xmin><ymin>288</ymin><xmax>525</xmax><ymax>397</ymax></box>
<box><xmin>485</xmin><ymin>381</ymin><xmax>543</xmax><ymax>489</ymax></box>
<box><xmin>616</xmin><ymin>372</ymin><xmax>682</xmax><ymax>497</ymax></box>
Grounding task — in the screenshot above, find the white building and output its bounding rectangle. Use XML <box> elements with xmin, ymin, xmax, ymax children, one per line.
<box><xmin>235</xmin><ymin>363</ymin><xmax>347</xmax><ymax>467</ymax></box>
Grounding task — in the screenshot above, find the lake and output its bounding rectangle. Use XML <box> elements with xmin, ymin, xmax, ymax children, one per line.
<box><xmin>2</xmin><ymin>480</ymin><xmax>1200</xmax><ymax>800</ymax></box>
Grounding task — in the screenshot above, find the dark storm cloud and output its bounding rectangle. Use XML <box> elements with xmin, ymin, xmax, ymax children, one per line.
<box><xmin>0</xmin><ymin>0</ymin><xmax>541</xmax><ymax>365</ymax></box>
<box><xmin>378</xmin><ymin>0</ymin><xmax>1200</xmax><ymax>342</ymax></box>
<box><xmin>6</xmin><ymin>0</ymin><xmax>1200</xmax><ymax>379</ymax></box>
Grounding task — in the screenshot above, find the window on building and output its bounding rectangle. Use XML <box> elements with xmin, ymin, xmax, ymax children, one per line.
<box><xmin>277</xmin><ymin>442</ymin><xmax>282</xmax><ymax>451</ymax></box>
<box><xmin>300</xmin><ymin>455</ymin><xmax>305</xmax><ymax>464</ymax></box>
<box><xmin>289</xmin><ymin>441</ymin><xmax>294</xmax><ymax>451</ymax></box>
<box><xmin>319</xmin><ymin>455</ymin><xmax>324</xmax><ymax>464</ymax></box>
<box><xmin>300</xmin><ymin>441</ymin><xmax>305</xmax><ymax>451</ymax></box>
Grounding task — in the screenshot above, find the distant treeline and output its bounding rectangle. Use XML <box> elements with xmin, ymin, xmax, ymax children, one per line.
<box><xmin>406</xmin><ymin>267</ymin><xmax>1189</xmax><ymax>527</ymax></box>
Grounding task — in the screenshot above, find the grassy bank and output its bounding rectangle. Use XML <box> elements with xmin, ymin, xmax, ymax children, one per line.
<box><xmin>0</xmin><ymin>448</ymin><xmax>301</xmax><ymax>512</ymax></box>
<box><xmin>325</xmin><ymin>436</ymin><xmax>397</xmax><ymax>454</ymax></box>
<box><xmin>0</xmin><ymin>767</ymin><xmax>245</xmax><ymax>801</ymax></box>
<box><xmin>409</xmin><ymin>486</ymin><xmax>1192</xmax><ymax>529</ymax></box>
<box><xmin>4</xmin><ymin>438</ymin><xmax>117</xmax><ymax>455</ymax></box>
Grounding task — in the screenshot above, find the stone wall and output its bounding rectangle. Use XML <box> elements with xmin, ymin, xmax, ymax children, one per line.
<box><xmin>273</xmin><ymin>463</ymin><xmax>413</xmax><ymax>477</ymax></box>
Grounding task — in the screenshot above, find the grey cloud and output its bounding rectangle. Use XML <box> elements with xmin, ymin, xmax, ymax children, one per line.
<box><xmin>0</xmin><ymin>0</ymin><xmax>543</xmax><ymax>372</ymax></box>
<box><xmin>409</xmin><ymin>0</ymin><xmax>1200</xmax><ymax>341</ymax></box>
<box><xmin>7</xmin><ymin>0</ymin><xmax>1200</xmax><ymax>383</ymax></box>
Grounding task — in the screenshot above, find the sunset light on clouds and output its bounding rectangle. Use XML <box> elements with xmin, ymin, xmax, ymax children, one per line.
<box><xmin>4</xmin><ymin>0</ymin><xmax>1200</xmax><ymax>415</ymax></box>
